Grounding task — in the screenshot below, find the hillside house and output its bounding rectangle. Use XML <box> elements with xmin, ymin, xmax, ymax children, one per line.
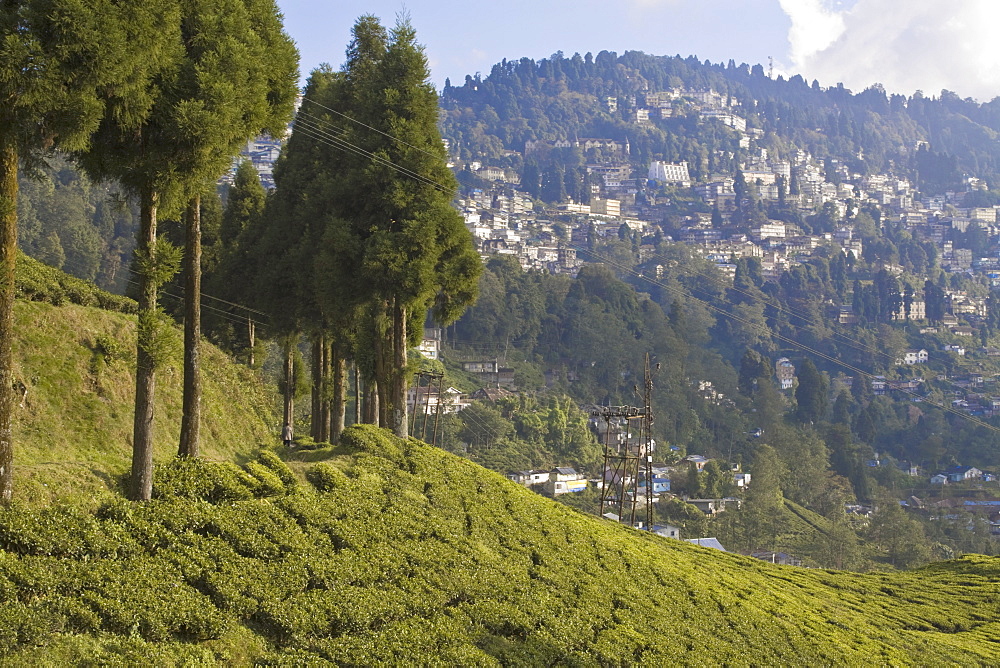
<box><xmin>417</xmin><ymin>328</ymin><xmax>442</xmax><ymax>360</ymax></box>
<box><xmin>652</xmin><ymin>524</ymin><xmax>681</xmax><ymax>539</ymax></box>
<box><xmin>506</xmin><ymin>470</ymin><xmax>550</xmax><ymax>487</ymax></box>
<box><xmin>406</xmin><ymin>385</ymin><xmax>469</xmax><ymax>415</ymax></box>
<box><xmin>687</xmin><ymin>498</ymin><xmax>742</xmax><ymax>515</ymax></box>
<box><xmin>948</xmin><ymin>466</ymin><xmax>983</xmax><ymax>482</ymax></box>
<box><xmin>685</xmin><ymin>537</ymin><xmax>727</xmax><ymax>551</ymax></box>
<box><xmin>681</xmin><ymin>454</ymin><xmax>710</xmax><ymax>471</ymax></box>
<box><xmin>775</xmin><ymin>357</ymin><xmax>796</xmax><ymax>390</ymax></box>
<box><xmin>545</xmin><ymin>468</ymin><xmax>588</xmax><ymax>495</ymax></box>
<box><xmin>900</xmin><ymin>349</ymin><xmax>928</xmax><ymax>365</ymax></box>
<box><xmin>469</xmin><ymin>387</ymin><xmax>514</xmax><ymax>403</ymax></box>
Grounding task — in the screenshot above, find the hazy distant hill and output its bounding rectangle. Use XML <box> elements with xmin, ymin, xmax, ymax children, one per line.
<box><xmin>441</xmin><ymin>50</ymin><xmax>1000</xmax><ymax>192</ymax></box>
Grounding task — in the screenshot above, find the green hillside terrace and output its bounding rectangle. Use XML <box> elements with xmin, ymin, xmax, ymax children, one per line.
<box><xmin>0</xmin><ymin>424</ymin><xmax>998</xmax><ymax>664</ymax></box>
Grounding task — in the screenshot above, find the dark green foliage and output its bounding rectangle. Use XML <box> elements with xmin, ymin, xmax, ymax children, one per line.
<box><xmin>17</xmin><ymin>156</ymin><xmax>138</xmax><ymax>292</ymax></box>
<box><xmin>443</xmin><ymin>52</ymin><xmax>1000</xmax><ymax>189</ymax></box>
<box><xmin>795</xmin><ymin>358</ymin><xmax>828</xmax><ymax>423</ymax></box>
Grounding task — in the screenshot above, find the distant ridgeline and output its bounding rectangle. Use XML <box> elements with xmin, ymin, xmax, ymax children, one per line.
<box><xmin>440</xmin><ymin>50</ymin><xmax>1000</xmax><ymax>193</ymax></box>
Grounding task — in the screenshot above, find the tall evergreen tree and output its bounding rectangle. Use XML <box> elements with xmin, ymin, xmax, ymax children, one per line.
<box><xmin>75</xmin><ymin>0</ymin><xmax>297</xmax><ymax>498</ymax></box>
<box><xmin>174</xmin><ymin>0</ymin><xmax>297</xmax><ymax>460</ymax></box>
<box><xmin>0</xmin><ymin>0</ymin><xmax>174</xmax><ymax>501</ymax></box>
<box><xmin>323</xmin><ymin>16</ymin><xmax>480</xmax><ymax>437</ymax></box>
<box><xmin>795</xmin><ymin>358</ymin><xmax>828</xmax><ymax>423</ymax></box>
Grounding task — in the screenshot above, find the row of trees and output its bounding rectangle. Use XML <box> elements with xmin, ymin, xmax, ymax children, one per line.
<box><xmin>212</xmin><ymin>16</ymin><xmax>480</xmax><ymax>442</ymax></box>
<box><xmin>0</xmin><ymin>0</ymin><xmax>298</xmax><ymax>501</ymax></box>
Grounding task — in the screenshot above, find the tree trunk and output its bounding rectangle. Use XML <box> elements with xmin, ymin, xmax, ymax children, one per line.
<box><xmin>179</xmin><ymin>194</ymin><xmax>202</xmax><ymax>458</ymax></box>
<box><xmin>0</xmin><ymin>145</ymin><xmax>18</xmax><ymax>503</ymax></box>
<box><xmin>353</xmin><ymin>362</ymin><xmax>361</xmax><ymax>425</ymax></box>
<box><xmin>331</xmin><ymin>340</ymin><xmax>346</xmax><ymax>444</ymax></box>
<box><xmin>362</xmin><ymin>376</ymin><xmax>378</xmax><ymax>424</ymax></box>
<box><xmin>283</xmin><ymin>336</ymin><xmax>295</xmax><ymax>432</ymax></box>
<box><xmin>319</xmin><ymin>334</ymin><xmax>330</xmax><ymax>443</ymax></box>
<box><xmin>132</xmin><ymin>189</ymin><xmax>159</xmax><ymax>501</ymax></box>
<box><xmin>310</xmin><ymin>334</ymin><xmax>321</xmax><ymax>441</ymax></box>
<box><xmin>247</xmin><ymin>317</ymin><xmax>255</xmax><ymax>366</ymax></box>
<box><xmin>374</xmin><ymin>302</ymin><xmax>390</xmax><ymax>429</ymax></box>
<box><xmin>390</xmin><ymin>300</ymin><xmax>408</xmax><ymax>438</ymax></box>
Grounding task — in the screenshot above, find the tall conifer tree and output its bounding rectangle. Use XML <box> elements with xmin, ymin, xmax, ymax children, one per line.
<box><xmin>0</xmin><ymin>0</ymin><xmax>175</xmax><ymax>501</ymax></box>
<box><xmin>341</xmin><ymin>17</ymin><xmax>480</xmax><ymax>437</ymax></box>
<box><xmin>76</xmin><ymin>0</ymin><xmax>297</xmax><ymax>499</ymax></box>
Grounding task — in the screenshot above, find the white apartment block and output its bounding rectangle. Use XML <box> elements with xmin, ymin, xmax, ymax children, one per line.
<box><xmin>648</xmin><ymin>160</ymin><xmax>691</xmax><ymax>183</ymax></box>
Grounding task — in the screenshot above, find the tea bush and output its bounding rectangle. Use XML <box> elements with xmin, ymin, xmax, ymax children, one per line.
<box><xmin>1</xmin><ymin>427</ymin><xmax>999</xmax><ymax>664</ymax></box>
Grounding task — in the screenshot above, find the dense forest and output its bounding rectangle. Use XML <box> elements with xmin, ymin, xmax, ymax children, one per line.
<box><xmin>440</xmin><ymin>50</ymin><xmax>1000</xmax><ymax>193</ymax></box>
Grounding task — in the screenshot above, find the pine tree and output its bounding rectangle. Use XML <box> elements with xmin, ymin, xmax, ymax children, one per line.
<box><xmin>0</xmin><ymin>0</ymin><xmax>174</xmax><ymax>502</ymax></box>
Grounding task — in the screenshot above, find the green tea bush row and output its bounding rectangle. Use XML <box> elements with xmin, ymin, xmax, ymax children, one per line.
<box><xmin>305</xmin><ymin>463</ymin><xmax>348</xmax><ymax>492</ymax></box>
<box><xmin>15</xmin><ymin>251</ymin><xmax>136</xmax><ymax>314</ymax></box>
<box><xmin>1</xmin><ymin>429</ymin><xmax>1000</xmax><ymax>663</ymax></box>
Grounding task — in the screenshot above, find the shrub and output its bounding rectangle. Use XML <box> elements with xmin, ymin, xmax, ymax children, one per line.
<box><xmin>244</xmin><ymin>462</ymin><xmax>287</xmax><ymax>498</ymax></box>
<box><xmin>305</xmin><ymin>464</ymin><xmax>348</xmax><ymax>493</ymax></box>
<box><xmin>153</xmin><ymin>458</ymin><xmax>254</xmax><ymax>504</ymax></box>
<box><xmin>0</xmin><ymin>602</ymin><xmax>50</xmax><ymax>654</ymax></box>
<box><xmin>339</xmin><ymin>424</ymin><xmax>404</xmax><ymax>464</ymax></box>
<box><xmin>15</xmin><ymin>251</ymin><xmax>137</xmax><ymax>314</ymax></box>
<box><xmin>256</xmin><ymin>450</ymin><xmax>297</xmax><ymax>491</ymax></box>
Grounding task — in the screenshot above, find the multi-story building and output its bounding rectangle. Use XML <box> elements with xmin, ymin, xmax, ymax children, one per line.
<box><xmin>648</xmin><ymin>160</ymin><xmax>690</xmax><ymax>184</ymax></box>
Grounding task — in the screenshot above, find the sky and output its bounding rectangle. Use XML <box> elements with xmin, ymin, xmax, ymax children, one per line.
<box><xmin>276</xmin><ymin>0</ymin><xmax>1000</xmax><ymax>102</ymax></box>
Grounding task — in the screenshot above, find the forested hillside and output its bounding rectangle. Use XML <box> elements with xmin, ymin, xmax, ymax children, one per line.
<box><xmin>441</xmin><ymin>50</ymin><xmax>1000</xmax><ymax>192</ymax></box>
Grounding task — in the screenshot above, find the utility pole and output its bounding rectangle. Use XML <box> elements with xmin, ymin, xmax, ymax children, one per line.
<box><xmin>594</xmin><ymin>355</ymin><xmax>656</xmax><ymax>530</ymax></box>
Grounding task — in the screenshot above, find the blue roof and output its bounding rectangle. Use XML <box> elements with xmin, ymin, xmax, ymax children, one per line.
<box><xmin>684</xmin><ymin>537</ymin><xmax>727</xmax><ymax>552</ymax></box>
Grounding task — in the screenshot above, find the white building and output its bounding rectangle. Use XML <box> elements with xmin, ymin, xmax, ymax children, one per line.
<box><xmin>648</xmin><ymin>160</ymin><xmax>691</xmax><ymax>185</ymax></box>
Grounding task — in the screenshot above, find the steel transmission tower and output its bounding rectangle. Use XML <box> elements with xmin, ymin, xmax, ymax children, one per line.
<box><xmin>593</xmin><ymin>355</ymin><xmax>655</xmax><ymax>529</ymax></box>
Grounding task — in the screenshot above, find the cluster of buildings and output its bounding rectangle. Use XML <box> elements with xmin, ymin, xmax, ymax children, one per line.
<box><xmin>459</xmin><ymin>79</ymin><xmax>1000</xmax><ymax>294</ymax></box>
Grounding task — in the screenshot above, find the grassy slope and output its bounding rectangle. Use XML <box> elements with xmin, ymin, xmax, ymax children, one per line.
<box><xmin>0</xmin><ymin>425</ymin><xmax>998</xmax><ymax>665</ymax></box>
<box><xmin>10</xmin><ymin>300</ymin><xmax>276</xmax><ymax>505</ymax></box>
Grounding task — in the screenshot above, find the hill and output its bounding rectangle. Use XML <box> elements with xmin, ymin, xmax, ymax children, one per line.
<box><xmin>0</xmin><ymin>424</ymin><xmax>998</xmax><ymax>664</ymax></box>
<box><xmin>441</xmin><ymin>50</ymin><xmax>1000</xmax><ymax>191</ymax></box>
<box><xmin>9</xmin><ymin>257</ymin><xmax>278</xmax><ymax>506</ymax></box>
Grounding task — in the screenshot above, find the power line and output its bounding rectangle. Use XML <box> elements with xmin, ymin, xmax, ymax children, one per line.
<box><xmin>292</xmin><ymin>110</ymin><xmax>453</xmax><ymax>194</ymax></box>
<box><xmin>123</xmin><ymin>276</ymin><xmax>268</xmax><ymax>330</ymax></box>
<box><xmin>299</xmin><ymin>96</ymin><xmax>445</xmax><ymax>163</ymax></box>
<box><xmin>124</xmin><ymin>267</ymin><xmax>269</xmax><ymax>325</ymax></box>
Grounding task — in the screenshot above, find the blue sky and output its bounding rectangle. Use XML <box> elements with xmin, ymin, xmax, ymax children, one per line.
<box><xmin>276</xmin><ymin>1</ymin><xmax>1000</xmax><ymax>102</ymax></box>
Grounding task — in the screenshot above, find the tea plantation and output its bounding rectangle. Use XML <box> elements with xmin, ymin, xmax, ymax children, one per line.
<box><xmin>1</xmin><ymin>424</ymin><xmax>998</xmax><ymax>665</ymax></box>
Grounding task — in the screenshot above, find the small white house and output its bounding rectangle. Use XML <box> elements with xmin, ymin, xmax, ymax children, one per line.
<box><xmin>506</xmin><ymin>470</ymin><xmax>550</xmax><ymax>487</ymax></box>
<box><xmin>901</xmin><ymin>349</ymin><xmax>928</xmax><ymax>365</ymax></box>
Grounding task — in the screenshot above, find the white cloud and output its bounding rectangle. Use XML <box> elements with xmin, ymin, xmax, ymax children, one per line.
<box><xmin>777</xmin><ymin>0</ymin><xmax>845</xmax><ymax>66</ymax></box>
<box><xmin>781</xmin><ymin>0</ymin><xmax>1000</xmax><ymax>101</ymax></box>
